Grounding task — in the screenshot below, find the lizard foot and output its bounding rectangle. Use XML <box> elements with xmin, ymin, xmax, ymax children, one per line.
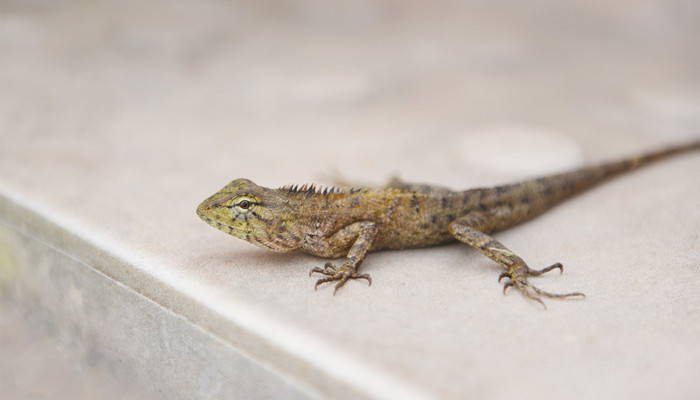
<box><xmin>498</xmin><ymin>263</ymin><xmax>585</xmax><ymax>308</ymax></box>
<box><xmin>310</xmin><ymin>262</ymin><xmax>372</xmax><ymax>294</ymax></box>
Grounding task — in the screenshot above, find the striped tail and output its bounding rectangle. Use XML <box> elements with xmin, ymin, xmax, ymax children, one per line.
<box><xmin>538</xmin><ymin>139</ymin><xmax>699</xmax><ymax>201</ymax></box>
<box><xmin>487</xmin><ymin>139</ymin><xmax>700</xmax><ymax>229</ymax></box>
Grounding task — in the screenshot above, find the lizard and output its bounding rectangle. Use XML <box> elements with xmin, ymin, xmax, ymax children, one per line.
<box><xmin>196</xmin><ymin>141</ymin><xmax>699</xmax><ymax>306</ymax></box>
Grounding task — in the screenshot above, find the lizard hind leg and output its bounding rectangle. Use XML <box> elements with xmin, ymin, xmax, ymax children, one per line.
<box><xmin>449</xmin><ymin>213</ymin><xmax>584</xmax><ymax>307</ymax></box>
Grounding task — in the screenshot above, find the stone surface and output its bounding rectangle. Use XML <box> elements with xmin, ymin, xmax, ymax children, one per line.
<box><xmin>1</xmin><ymin>0</ymin><xmax>699</xmax><ymax>399</ymax></box>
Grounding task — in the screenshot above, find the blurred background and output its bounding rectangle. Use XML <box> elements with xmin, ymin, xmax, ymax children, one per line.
<box><xmin>1</xmin><ymin>0</ymin><xmax>699</xmax><ymax>398</ymax></box>
<box><xmin>2</xmin><ymin>0</ymin><xmax>698</xmax><ymax>186</ymax></box>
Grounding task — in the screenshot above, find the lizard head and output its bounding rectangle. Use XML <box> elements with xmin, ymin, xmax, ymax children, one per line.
<box><xmin>196</xmin><ymin>178</ymin><xmax>302</xmax><ymax>252</ymax></box>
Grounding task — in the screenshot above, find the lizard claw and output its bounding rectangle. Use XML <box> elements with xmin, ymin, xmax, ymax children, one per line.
<box><xmin>499</xmin><ymin>263</ymin><xmax>585</xmax><ymax>308</ymax></box>
<box><xmin>310</xmin><ymin>262</ymin><xmax>372</xmax><ymax>294</ymax></box>
<box><xmin>528</xmin><ymin>262</ymin><xmax>564</xmax><ymax>276</ymax></box>
<box><xmin>500</xmin><ymin>263</ymin><xmax>564</xmax><ymax>280</ymax></box>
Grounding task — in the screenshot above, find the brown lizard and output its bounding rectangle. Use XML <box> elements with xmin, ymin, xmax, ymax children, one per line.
<box><xmin>196</xmin><ymin>141</ymin><xmax>699</xmax><ymax>306</ymax></box>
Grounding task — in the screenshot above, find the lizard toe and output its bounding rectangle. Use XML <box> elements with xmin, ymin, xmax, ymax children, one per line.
<box><xmin>312</xmin><ymin>265</ymin><xmax>372</xmax><ymax>294</ymax></box>
<box><xmin>310</xmin><ymin>262</ymin><xmax>338</xmax><ymax>277</ymax></box>
<box><xmin>501</xmin><ymin>280</ymin><xmax>515</xmax><ymax>295</ymax></box>
<box><xmin>331</xmin><ymin>272</ymin><xmax>372</xmax><ymax>294</ymax></box>
<box><xmin>314</xmin><ymin>276</ymin><xmax>338</xmax><ymax>290</ymax></box>
<box><xmin>502</xmin><ymin>264</ymin><xmax>585</xmax><ymax>308</ymax></box>
<box><xmin>527</xmin><ymin>262</ymin><xmax>564</xmax><ymax>276</ymax></box>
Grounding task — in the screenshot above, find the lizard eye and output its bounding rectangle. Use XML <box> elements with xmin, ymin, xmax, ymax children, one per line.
<box><xmin>231</xmin><ymin>196</ymin><xmax>258</xmax><ymax>215</ymax></box>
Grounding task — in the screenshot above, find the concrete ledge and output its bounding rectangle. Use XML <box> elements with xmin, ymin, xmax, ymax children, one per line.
<box><xmin>0</xmin><ymin>196</ymin><xmax>323</xmax><ymax>399</ymax></box>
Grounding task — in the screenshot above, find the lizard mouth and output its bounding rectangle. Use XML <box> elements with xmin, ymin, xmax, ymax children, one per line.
<box><xmin>196</xmin><ymin>207</ymin><xmax>234</xmax><ymax>232</ymax></box>
<box><xmin>196</xmin><ymin>201</ymin><xmax>286</xmax><ymax>251</ymax></box>
<box><xmin>196</xmin><ymin>197</ymin><xmax>241</xmax><ymax>233</ymax></box>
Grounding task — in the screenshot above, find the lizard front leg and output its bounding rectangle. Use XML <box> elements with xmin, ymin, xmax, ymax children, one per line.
<box><xmin>309</xmin><ymin>221</ymin><xmax>378</xmax><ymax>294</ymax></box>
<box><xmin>448</xmin><ymin>212</ymin><xmax>584</xmax><ymax>307</ymax></box>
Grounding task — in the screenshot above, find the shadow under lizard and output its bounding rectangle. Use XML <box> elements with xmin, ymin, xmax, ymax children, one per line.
<box><xmin>196</xmin><ymin>141</ymin><xmax>699</xmax><ymax>307</ymax></box>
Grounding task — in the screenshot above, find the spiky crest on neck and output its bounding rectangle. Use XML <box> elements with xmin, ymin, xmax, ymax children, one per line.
<box><xmin>278</xmin><ymin>183</ymin><xmax>367</xmax><ymax>196</ymax></box>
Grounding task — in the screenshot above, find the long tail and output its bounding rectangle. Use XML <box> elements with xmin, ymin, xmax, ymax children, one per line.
<box><xmin>486</xmin><ymin>139</ymin><xmax>700</xmax><ymax>228</ymax></box>
<box><xmin>538</xmin><ymin>139</ymin><xmax>699</xmax><ymax>200</ymax></box>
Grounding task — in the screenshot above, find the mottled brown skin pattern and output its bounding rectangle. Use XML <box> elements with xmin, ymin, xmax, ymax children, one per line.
<box><xmin>197</xmin><ymin>141</ymin><xmax>699</xmax><ymax>307</ymax></box>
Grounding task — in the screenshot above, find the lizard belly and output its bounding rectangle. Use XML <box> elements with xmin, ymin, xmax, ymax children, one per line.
<box><xmin>371</xmin><ymin>223</ymin><xmax>455</xmax><ymax>251</ymax></box>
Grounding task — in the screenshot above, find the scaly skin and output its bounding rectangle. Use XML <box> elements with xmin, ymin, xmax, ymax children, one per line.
<box><xmin>196</xmin><ymin>141</ymin><xmax>699</xmax><ymax>307</ymax></box>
